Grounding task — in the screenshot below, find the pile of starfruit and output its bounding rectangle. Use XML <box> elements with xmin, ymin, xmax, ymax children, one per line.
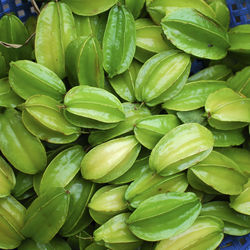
<box><xmin>1</xmin><ymin>0</ymin><xmax>250</xmax><ymax>249</ymax></box>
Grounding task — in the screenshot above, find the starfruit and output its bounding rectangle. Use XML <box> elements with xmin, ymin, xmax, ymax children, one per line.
<box><xmin>155</xmin><ymin>216</ymin><xmax>224</xmax><ymax>250</ymax></box>
<box><xmin>188</xmin><ymin>64</ymin><xmax>232</xmax><ymax>82</ymax></box>
<box><xmin>200</xmin><ymin>201</ymin><xmax>250</xmax><ymax>236</ymax></box>
<box><xmin>60</xmin><ymin>176</ymin><xmax>96</xmax><ymax>236</ymax></box>
<box><xmin>208</xmin><ymin>126</ymin><xmax>245</xmax><ymax>147</ymax></box>
<box><xmin>0</xmin><ymin>157</ymin><xmax>15</xmax><ymax>198</ymax></box>
<box><xmin>209</xmin><ymin>1</ymin><xmax>230</xmax><ymax>30</ymax></box>
<box><xmin>89</xmin><ymin>185</ymin><xmax>128</xmax><ymax>224</ymax></box>
<box><xmin>149</xmin><ymin>123</ymin><xmax>214</xmax><ymax>176</ymax></box>
<box><xmin>0</xmin><ymin>52</ymin><xmax>7</xmax><ymax>78</ymax></box>
<box><xmin>187</xmin><ymin>169</ymin><xmax>220</xmax><ymax>195</ymax></box>
<box><xmin>134</xmin><ymin>18</ymin><xmax>174</xmax><ymax>63</ymax></box>
<box><xmin>176</xmin><ymin>109</ymin><xmax>207</xmax><ymax>126</ymax></box>
<box><xmin>135</xmin><ymin>50</ymin><xmax>191</xmax><ymax>106</ymax></box>
<box><xmin>103</xmin><ymin>4</ymin><xmax>136</xmax><ymax>78</ymax></box>
<box><xmin>64</xmin><ymin>85</ymin><xmax>125</xmax><ymax>129</ymax></box>
<box><xmin>39</xmin><ymin>145</ymin><xmax>85</xmax><ymax>194</ymax></box>
<box><xmin>74</xmin><ymin>15</ymin><xmax>97</xmax><ymax>37</ymax></box>
<box><xmin>67</xmin><ymin>230</ymin><xmax>93</xmax><ymax>250</ymax></box>
<box><xmin>229</xmin><ymin>24</ymin><xmax>250</xmax><ymax>54</ymax></box>
<box><xmin>12</xmin><ymin>172</ymin><xmax>33</xmax><ymax>200</ymax></box>
<box><xmin>230</xmin><ymin>179</ymin><xmax>250</xmax><ymax>216</ymax></box>
<box><xmin>9</xmin><ymin>60</ymin><xmax>66</xmax><ymax>101</ymax></box>
<box><xmin>125</xmin><ymin>170</ymin><xmax>188</xmax><ymax>208</ymax></box>
<box><xmin>35</xmin><ymin>1</ymin><xmax>77</xmax><ymax>78</ymax></box>
<box><xmin>66</xmin><ymin>36</ymin><xmax>104</xmax><ymax>88</ymax></box>
<box><xmin>0</xmin><ymin>78</ymin><xmax>23</xmax><ymax>108</ymax></box>
<box><xmin>126</xmin><ymin>0</ymin><xmax>145</xmax><ymax>19</ymax></box>
<box><xmin>189</xmin><ymin>151</ymin><xmax>247</xmax><ymax>195</ymax></box>
<box><xmin>216</xmin><ymin>148</ymin><xmax>250</xmax><ymax>177</ymax></box>
<box><xmin>0</xmin><ymin>195</ymin><xmax>25</xmax><ymax>249</ymax></box>
<box><xmin>146</xmin><ymin>0</ymin><xmax>216</xmax><ymax>25</ymax></box>
<box><xmin>0</xmin><ymin>108</ymin><xmax>47</xmax><ymax>174</ymax></box>
<box><xmin>33</xmin><ymin>173</ymin><xmax>42</xmax><ymax>196</ymax></box>
<box><xmin>134</xmin><ymin>114</ymin><xmax>180</xmax><ymax>149</ymax></box>
<box><xmin>86</xmin><ymin>243</ymin><xmax>106</xmax><ymax>250</ymax></box>
<box><xmin>127</xmin><ymin>192</ymin><xmax>201</xmax><ymax>241</ymax></box>
<box><xmin>22</xmin><ymin>95</ymin><xmax>80</xmax><ymax>144</ymax></box>
<box><xmin>163</xmin><ymin>80</ymin><xmax>227</xmax><ymax>111</ymax></box>
<box><xmin>88</xmin><ymin>102</ymin><xmax>151</xmax><ymax>146</ymax></box>
<box><xmin>109</xmin><ymin>60</ymin><xmax>141</xmax><ymax>102</ymax></box>
<box><xmin>205</xmin><ymin>88</ymin><xmax>250</xmax><ymax>130</ymax></box>
<box><xmin>161</xmin><ymin>8</ymin><xmax>230</xmax><ymax>60</ymax></box>
<box><xmin>227</xmin><ymin>66</ymin><xmax>250</xmax><ymax>97</ymax></box>
<box><xmin>22</xmin><ymin>187</ymin><xmax>70</xmax><ymax>243</ymax></box>
<box><xmin>94</xmin><ymin>213</ymin><xmax>142</xmax><ymax>250</ymax></box>
<box><xmin>25</xmin><ymin>16</ymin><xmax>37</xmax><ymax>48</ymax></box>
<box><xmin>18</xmin><ymin>239</ymin><xmax>53</xmax><ymax>250</ymax></box>
<box><xmin>51</xmin><ymin>237</ymin><xmax>72</xmax><ymax>250</ymax></box>
<box><xmin>111</xmin><ymin>153</ymin><xmax>149</xmax><ymax>185</ymax></box>
<box><xmin>0</xmin><ymin>14</ymin><xmax>32</xmax><ymax>64</ymax></box>
<box><xmin>74</xmin><ymin>13</ymin><xmax>108</xmax><ymax>43</ymax></box>
<box><xmin>19</xmin><ymin>237</ymin><xmax>71</xmax><ymax>250</ymax></box>
<box><xmin>81</xmin><ymin>135</ymin><xmax>141</xmax><ymax>183</ymax></box>
<box><xmin>62</xmin><ymin>0</ymin><xmax>118</xmax><ymax>16</ymax></box>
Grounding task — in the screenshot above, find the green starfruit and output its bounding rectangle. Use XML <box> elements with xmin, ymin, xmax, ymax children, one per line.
<box><xmin>0</xmin><ymin>14</ymin><xmax>32</xmax><ymax>64</ymax></box>
<box><xmin>39</xmin><ymin>145</ymin><xmax>85</xmax><ymax>194</ymax></box>
<box><xmin>35</xmin><ymin>1</ymin><xmax>77</xmax><ymax>78</ymax></box>
<box><xmin>134</xmin><ymin>114</ymin><xmax>180</xmax><ymax>149</ymax></box>
<box><xmin>64</xmin><ymin>85</ymin><xmax>125</xmax><ymax>129</ymax></box>
<box><xmin>155</xmin><ymin>216</ymin><xmax>224</xmax><ymax>250</ymax></box>
<box><xmin>230</xmin><ymin>179</ymin><xmax>250</xmax><ymax>215</ymax></box>
<box><xmin>0</xmin><ymin>157</ymin><xmax>15</xmax><ymax>198</ymax></box>
<box><xmin>94</xmin><ymin>213</ymin><xmax>142</xmax><ymax>250</ymax></box>
<box><xmin>81</xmin><ymin>135</ymin><xmax>141</xmax><ymax>183</ymax></box>
<box><xmin>0</xmin><ymin>78</ymin><xmax>23</xmax><ymax>108</ymax></box>
<box><xmin>134</xmin><ymin>18</ymin><xmax>174</xmax><ymax>63</ymax></box>
<box><xmin>66</xmin><ymin>36</ymin><xmax>104</xmax><ymax>88</ymax></box>
<box><xmin>0</xmin><ymin>108</ymin><xmax>47</xmax><ymax>174</ymax></box>
<box><xmin>88</xmin><ymin>102</ymin><xmax>151</xmax><ymax>146</ymax></box>
<box><xmin>89</xmin><ymin>185</ymin><xmax>128</xmax><ymax>224</ymax></box>
<box><xmin>22</xmin><ymin>187</ymin><xmax>70</xmax><ymax>243</ymax></box>
<box><xmin>146</xmin><ymin>0</ymin><xmax>216</xmax><ymax>25</ymax></box>
<box><xmin>161</xmin><ymin>8</ymin><xmax>230</xmax><ymax>59</ymax></box>
<box><xmin>163</xmin><ymin>80</ymin><xmax>227</xmax><ymax>111</ymax></box>
<box><xmin>189</xmin><ymin>151</ymin><xmax>247</xmax><ymax>195</ymax></box>
<box><xmin>22</xmin><ymin>95</ymin><xmax>80</xmax><ymax>144</ymax></box>
<box><xmin>216</xmin><ymin>148</ymin><xmax>250</xmax><ymax>177</ymax></box>
<box><xmin>0</xmin><ymin>195</ymin><xmax>26</xmax><ymax>249</ymax></box>
<box><xmin>135</xmin><ymin>50</ymin><xmax>191</xmax><ymax>106</ymax></box>
<box><xmin>127</xmin><ymin>192</ymin><xmax>201</xmax><ymax>241</ymax></box>
<box><xmin>200</xmin><ymin>201</ymin><xmax>250</xmax><ymax>236</ymax></box>
<box><xmin>61</xmin><ymin>0</ymin><xmax>118</xmax><ymax>16</ymax></box>
<box><xmin>103</xmin><ymin>4</ymin><xmax>136</xmax><ymax>78</ymax></box>
<box><xmin>188</xmin><ymin>64</ymin><xmax>232</xmax><ymax>82</ymax></box>
<box><xmin>109</xmin><ymin>60</ymin><xmax>141</xmax><ymax>102</ymax></box>
<box><xmin>149</xmin><ymin>123</ymin><xmax>214</xmax><ymax>176</ymax></box>
<box><xmin>227</xmin><ymin>66</ymin><xmax>250</xmax><ymax>97</ymax></box>
<box><xmin>125</xmin><ymin>170</ymin><xmax>188</xmax><ymax>208</ymax></box>
<box><xmin>9</xmin><ymin>60</ymin><xmax>66</xmax><ymax>101</ymax></box>
<box><xmin>229</xmin><ymin>24</ymin><xmax>250</xmax><ymax>54</ymax></box>
<box><xmin>60</xmin><ymin>176</ymin><xmax>95</xmax><ymax>236</ymax></box>
<box><xmin>205</xmin><ymin>88</ymin><xmax>250</xmax><ymax>129</ymax></box>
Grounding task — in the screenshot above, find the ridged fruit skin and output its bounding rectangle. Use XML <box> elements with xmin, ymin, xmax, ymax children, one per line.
<box><xmin>127</xmin><ymin>192</ymin><xmax>201</xmax><ymax>241</ymax></box>
<box><xmin>149</xmin><ymin>123</ymin><xmax>214</xmax><ymax>176</ymax></box>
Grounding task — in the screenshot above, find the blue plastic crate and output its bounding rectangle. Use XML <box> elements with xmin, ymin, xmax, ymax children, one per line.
<box><xmin>0</xmin><ymin>0</ymin><xmax>250</xmax><ymax>250</ymax></box>
<box><xmin>226</xmin><ymin>0</ymin><xmax>250</xmax><ymax>27</ymax></box>
<box><xmin>0</xmin><ymin>0</ymin><xmax>36</xmax><ymax>22</ymax></box>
